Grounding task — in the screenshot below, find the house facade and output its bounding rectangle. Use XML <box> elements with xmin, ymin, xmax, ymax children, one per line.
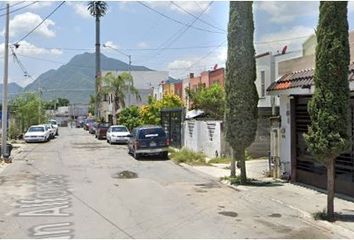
<box><xmin>267</xmin><ymin>64</ymin><xmax>354</xmax><ymax>197</ymax></box>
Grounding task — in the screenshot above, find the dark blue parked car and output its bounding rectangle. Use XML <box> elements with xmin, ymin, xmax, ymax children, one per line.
<box><xmin>128</xmin><ymin>125</ymin><xmax>169</xmax><ymax>159</ymax></box>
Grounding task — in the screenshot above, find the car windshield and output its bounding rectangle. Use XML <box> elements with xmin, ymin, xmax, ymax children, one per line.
<box><xmin>112</xmin><ymin>126</ymin><xmax>128</xmax><ymax>132</ymax></box>
<box><xmin>50</xmin><ymin>120</ymin><xmax>57</xmax><ymax>125</ymax></box>
<box><xmin>139</xmin><ymin>128</ymin><xmax>166</xmax><ymax>139</ymax></box>
<box><xmin>29</xmin><ymin>127</ymin><xmax>45</xmax><ymax>132</ymax></box>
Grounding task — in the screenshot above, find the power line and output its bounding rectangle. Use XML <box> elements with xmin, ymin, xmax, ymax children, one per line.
<box><xmin>15</xmin><ymin>1</ymin><xmax>65</xmax><ymax>43</ymax></box>
<box><xmin>170</xmin><ymin>1</ymin><xmax>226</xmax><ymax>33</ymax></box>
<box><xmin>0</xmin><ymin>2</ymin><xmax>39</xmax><ymax>18</ymax></box>
<box><xmin>138</xmin><ymin>2</ymin><xmax>214</xmax><ymax>65</ymax></box>
<box><xmin>157</xmin><ymin>2</ymin><xmax>213</xmax><ymax>53</ymax></box>
<box><xmin>0</xmin><ymin>2</ymin><xmax>25</xmax><ymax>11</ymax></box>
<box><xmin>137</xmin><ymin>1</ymin><xmax>224</xmax><ymax>34</ymax></box>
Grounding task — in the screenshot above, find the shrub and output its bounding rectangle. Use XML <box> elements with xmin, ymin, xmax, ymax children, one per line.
<box><xmin>169</xmin><ymin>148</ymin><xmax>208</xmax><ymax>165</ymax></box>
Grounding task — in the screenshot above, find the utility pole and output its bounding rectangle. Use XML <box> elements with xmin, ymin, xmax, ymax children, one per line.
<box><xmin>1</xmin><ymin>4</ymin><xmax>9</xmax><ymax>158</ymax></box>
<box><xmin>102</xmin><ymin>44</ymin><xmax>133</xmax><ymax>106</ymax></box>
<box><xmin>95</xmin><ymin>12</ymin><xmax>101</xmax><ymax>119</ymax></box>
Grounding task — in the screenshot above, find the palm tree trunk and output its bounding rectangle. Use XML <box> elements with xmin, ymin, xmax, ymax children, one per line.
<box><xmin>95</xmin><ymin>15</ymin><xmax>101</xmax><ymax>118</ymax></box>
<box><xmin>112</xmin><ymin>96</ymin><xmax>117</xmax><ymax>125</ymax></box>
<box><xmin>327</xmin><ymin>157</ymin><xmax>336</xmax><ymax>221</ymax></box>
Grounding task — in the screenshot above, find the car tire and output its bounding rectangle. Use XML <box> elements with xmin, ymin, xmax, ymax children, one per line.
<box><xmin>133</xmin><ymin>150</ymin><xmax>140</xmax><ymax>160</ymax></box>
<box><xmin>161</xmin><ymin>151</ymin><xmax>168</xmax><ymax>160</ymax></box>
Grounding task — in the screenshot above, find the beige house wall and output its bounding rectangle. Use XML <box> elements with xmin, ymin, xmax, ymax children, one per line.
<box><xmin>279</xmin><ymin>31</ymin><xmax>354</xmax><ymax>76</ymax></box>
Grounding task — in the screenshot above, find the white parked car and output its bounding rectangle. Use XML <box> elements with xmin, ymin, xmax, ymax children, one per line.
<box><xmin>106</xmin><ymin>125</ymin><xmax>130</xmax><ymax>144</ymax></box>
<box><xmin>49</xmin><ymin>119</ymin><xmax>59</xmax><ymax>135</ymax></box>
<box><xmin>24</xmin><ymin>125</ymin><xmax>50</xmax><ymax>143</ymax></box>
<box><xmin>44</xmin><ymin>124</ymin><xmax>56</xmax><ymax>139</ymax></box>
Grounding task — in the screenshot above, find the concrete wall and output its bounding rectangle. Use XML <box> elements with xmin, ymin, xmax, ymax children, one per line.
<box><xmin>256</xmin><ymin>53</ymin><xmax>275</xmax><ymax>108</ymax></box>
<box><xmin>183</xmin><ymin>120</ymin><xmax>223</xmax><ymax>158</ymax></box>
<box><xmin>278</xmin><ymin>95</ymin><xmax>292</xmax><ymax>175</ymax></box>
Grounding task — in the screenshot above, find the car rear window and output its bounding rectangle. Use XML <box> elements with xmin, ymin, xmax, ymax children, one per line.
<box><xmin>112</xmin><ymin>127</ymin><xmax>128</xmax><ymax>132</ymax></box>
<box><xmin>138</xmin><ymin>128</ymin><xmax>166</xmax><ymax>139</ymax></box>
<box><xmin>29</xmin><ymin>127</ymin><xmax>45</xmax><ymax>132</ymax></box>
<box><xmin>99</xmin><ymin>123</ymin><xmax>110</xmax><ymax>128</ymax></box>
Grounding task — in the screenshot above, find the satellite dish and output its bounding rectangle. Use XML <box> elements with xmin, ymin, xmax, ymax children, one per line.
<box><xmin>281</xmin><ymin>45</ymin><xmax>288</xmax><ymax>54</ymax></box>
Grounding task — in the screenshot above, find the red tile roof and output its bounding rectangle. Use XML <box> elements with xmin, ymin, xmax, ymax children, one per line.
<box><xmin>267</xmin><ymin>63</ymin><xmax>354</xmax><ymax>92</ymax></box>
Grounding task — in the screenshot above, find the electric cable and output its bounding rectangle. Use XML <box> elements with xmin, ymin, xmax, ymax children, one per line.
<box><xmin>15</xmin><ymin>1</ymin><xmax>65</xmax><ymax>44</ymax></box>
<box><xmin>137</xmin><ymin>1</ymin><xmax>224</xmax><ymax>34</ymax></box>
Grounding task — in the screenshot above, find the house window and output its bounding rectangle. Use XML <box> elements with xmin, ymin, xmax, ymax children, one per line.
<box><xmin>261</xmin><ymin>70</ymin><xmax>265</xmax><ymax>97</ymax></box>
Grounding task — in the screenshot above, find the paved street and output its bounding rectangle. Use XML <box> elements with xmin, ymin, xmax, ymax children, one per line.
<box><xmin>0</xmin><ymin>127</ymin><xmax>346</xmax><ymax>238</ymax></box>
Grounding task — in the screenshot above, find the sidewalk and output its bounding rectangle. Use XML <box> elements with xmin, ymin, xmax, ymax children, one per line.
<box><xmin>181</xmin><ymin>159</ymin><xmax>354</xmax><ymax>238</ymax></box>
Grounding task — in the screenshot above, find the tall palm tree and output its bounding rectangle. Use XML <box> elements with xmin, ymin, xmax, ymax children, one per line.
<box><xmin>87</xmin><ymin>1</ymin><xmax>108</xmax><ymax>118</ymax></box>
<box><xmin>101</xmin><ymin>72</ymin><xmax>141</xmax><ymax>125</ymax></box>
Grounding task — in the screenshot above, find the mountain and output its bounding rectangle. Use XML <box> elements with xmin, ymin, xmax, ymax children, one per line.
<box><xmin>0</xmin><ymin>82</ymin><xmax>23</xmax><ymax>100</ymax></box>
<box><xmin>24</xmin><ymin>52</ymin><xmax>152</xmax><ymax>104</ymax></box>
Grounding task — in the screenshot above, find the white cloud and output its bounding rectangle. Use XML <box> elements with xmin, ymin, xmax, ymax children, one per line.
<box><xmin>349</xmin><ymin>1</ymin><xmax>354</xmax><ymax>13</ymax></box>
<box><xmin>68</xmin><ymin>2</ymin><xmax>91</xmax><ymax>19</ymax></box>
<box><xmin>168</xmin><ymin>60</ymin><xmax>192</xmax><ymax>70</ymax></box>
<box><xmin>0</xmin><ymin>41</ymin><xmax>63</xmax><ymax>56</ymax></box>
<box><xmin>255</xmin><ymin>2</ymin><xmax>319</xmax><ymax>24</ymax></box>
<box><xmin>137</xmin><ymin>42</ymin><xmax>149</xmax><ymax>49</ymax></box>
<box><xmin>6</xmin><ymin>12</ymin><xmax>55</xmax><ymax>38</ymax></box>
<box><xmin>103</xmin><ymin>41</ymin><xmax>119</xmax><ymax>50</ymax></box>
<box><xmin>167</xmin><ymin>46</ymin><xmax>227</xmax><ymax>79</ymax></box>
<box><xmin>255</xmin><ymin>26</ymin><xmax>315</xmax><ymax>54</ymax></box>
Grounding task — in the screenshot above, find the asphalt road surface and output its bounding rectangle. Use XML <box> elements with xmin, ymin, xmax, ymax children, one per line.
<box><xmin>0</xmin><ymin>127</ymin><xmax>344</xmax><ymax>238</ymax></box>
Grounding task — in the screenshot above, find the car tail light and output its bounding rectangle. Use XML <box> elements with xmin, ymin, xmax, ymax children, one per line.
<box><xmin>166</xmin><ymin>138</ymin><xmax>170</xmax><ymax>146</ymax></box>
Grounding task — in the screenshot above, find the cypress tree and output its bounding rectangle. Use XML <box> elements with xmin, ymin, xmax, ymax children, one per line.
<box><xmin>304</xmin><ymin>1</ymin><xmax>350</xmax><ymax>221</ymax></box>
<box><xmin>225</xmin><ymin>2</ymin><xmax>258</xmax><ymax>183</ymax></box>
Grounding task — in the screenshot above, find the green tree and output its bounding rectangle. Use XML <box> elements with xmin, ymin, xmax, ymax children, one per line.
<box><xmin>118</xmin><ymin>105</ymin><xmax>142</xmax><ymax>131</ymax></box>
<box><xmin>88</xmin><ymin>95</ymin><xmax>96</xmax><ymax>116</ymax></box>
<box><xmin>140</xmin><ymin>94</ymin><xmax>184</xmax><ymax>125</ymax></box>
<box><xmin>304</xmin><ymin>2</ymin><xmax>350</xmax><ymax>221</ymax></box>
<box><xmin>10</xmin><ymin>93</ymin><xmax>47</xmax><ymax>134</ymax></box>
<box><xmin>88</xmin><ymin>1</ymin><xmax>108</xmax><ymax>117</ymax></box>
<box><xmin>225</xmin><ymin>2</ymin><xmax>258</xmax><ymax>182</ymax></box>
<box><xmin>100</xmin><ymin>72</ymin><xmax>140</xmax><ymax>124</ymax></box>
<box><xmin>186</xmin><ymin>84</ymin><xmax>225</xmax><ymax>120</ymax></box>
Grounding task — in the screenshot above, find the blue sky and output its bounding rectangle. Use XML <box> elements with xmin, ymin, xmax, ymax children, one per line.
<box><xmin>0</xmin><ymin>1</ymin><xmax>353</xmax><ymax>87</ymax></box>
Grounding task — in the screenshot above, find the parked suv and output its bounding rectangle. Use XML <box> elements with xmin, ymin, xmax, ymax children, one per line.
<box><xmin>128</xmin><ymin>125</ymin><xmax>169</xmax><ymax>159</ymax></box>
<box><xmin>95</xmin><ymin>123</ymin><xmax>110</xmax><ymax>139</ymax></box>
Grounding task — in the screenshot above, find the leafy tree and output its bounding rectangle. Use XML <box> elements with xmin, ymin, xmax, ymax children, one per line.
<box><xmin>100</xmin><ymin>72</ymin><xmax>140</xmax><ymax>124</ymax></box>
<box><xmin>118</xmin><ymin>105</ymin><xmax>142</xmax><ymax>131</ymax></box>
<box><xmin>140</xmin><ymin>94</ymin><xmax>184</xmax><ymax>125</ymax></box>
<box><xmin>87</xmin><ymin>1</ymin><xmax>108</xmax><ymax>117</ymax></box>
<box><xmin>304</xmin><ymin>2</ymin><xmax>350</xmax><ymax>221</ymax></box>
<box><xmin>88</xmin><ymin>95</ymin><xmax>96</xmax><ymax>115</ymax></box>
<box><xmin>10</xmin><ymin>93</ymin><xmax>47</xmax><ymax>133</ymax></box>
<box><xmin>186</xmin><ymin>84</ymin><xmax>225</xmax><ymax>119</ymax></box>
<box><xmin>225</xmin><ymin>2</ymin><xmax>258</xmax><ymax>182</ymax></box>
<box><xmin>44</xmin><ymin>98</ymin><xmax>70</xmax><ymax>110</ymax></box>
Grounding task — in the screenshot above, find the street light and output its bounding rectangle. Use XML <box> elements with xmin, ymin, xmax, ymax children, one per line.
<box><xmin>102</xmin><ymin>44</ymin><xmax>132</xmax><ymax>106</ymax></box>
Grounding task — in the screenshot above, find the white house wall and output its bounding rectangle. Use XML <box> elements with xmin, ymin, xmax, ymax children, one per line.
<box><xmin>183</xmin><ymin>120</ymin><xmax>223</xmax><ymax>158</ymax></box>
<box><xmin>279</xmin><ymin>95</ymin><xmax>292</xmax><ymax>175</ymax></box>
<box><xmin>256</xmin><ymin>54</ymin><xmax>275</xmax><ymax>108</ymax></box>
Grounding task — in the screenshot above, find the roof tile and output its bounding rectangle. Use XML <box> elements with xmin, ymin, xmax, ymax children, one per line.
<box><xmin>268</xmin><ymin>63</ymin><xmax>354</xmax><ymax>92</ymax></box>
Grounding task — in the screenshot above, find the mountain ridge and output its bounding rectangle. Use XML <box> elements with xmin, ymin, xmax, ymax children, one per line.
<box><xmin>24</xmin><ymin>52</ymin><xmax>154</xmax><ymax>104</ymax></box>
